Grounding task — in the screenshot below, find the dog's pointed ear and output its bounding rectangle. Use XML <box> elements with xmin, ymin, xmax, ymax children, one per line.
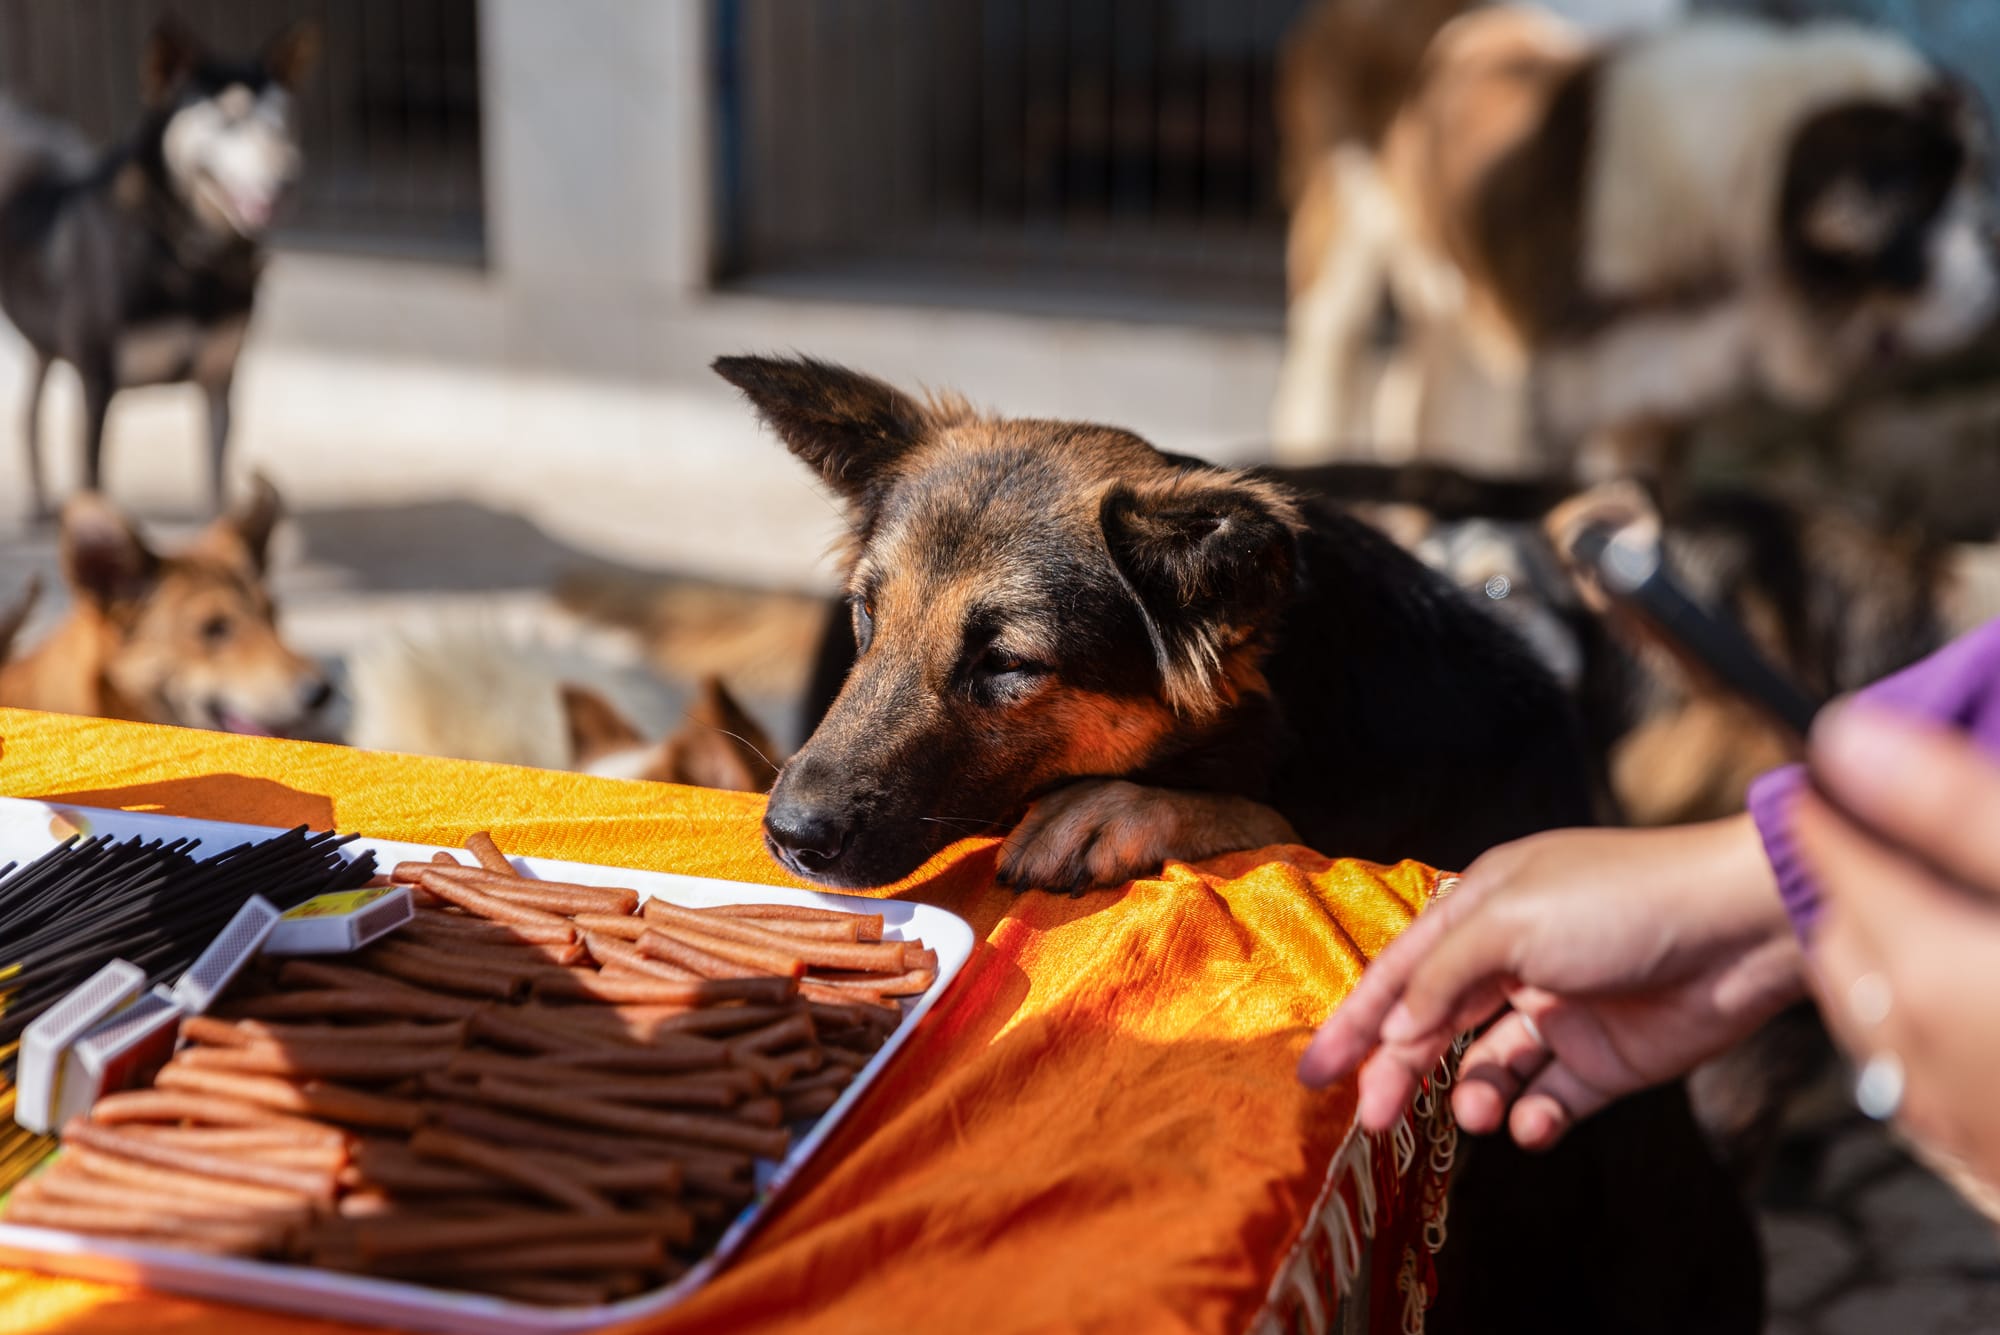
<box><xmin>262</xmin><ymin>19</ymin><xmax>321</xmax><ymax>91</ymax></box>
<box><xmin>711</xmin><ymin>356</ymin><xmax>933</xmax><ymax>511</ymax></box>
<box><xmin>559</xmin><ymin>682</ymin><xmax>647</xmax><ymax>770</ymax></box>
<box><xmin>0</xmin><ymin>573</ymin><xmax>42</xmax><ymax>665</ymax></box>
<box><xmin>142</xmin><ymin>15</ymin><xmax>203</xmax><ymax>105</ymax></box>
<box><xmin>193</xmin><ymin>473</ymin><xmax>283</xmax><ymax>574</ymax></box>
<box><xmin>661</xmin><ymin>676</ymin><xmax>782</xmax><ymax>793</ymax></box>
<box><xmin>1100</xmin><ymin>477</ymin><xmax>1298</xmax><ymax>716</ymax></box>
<box><xmin>61</xmin><ymin>495</ymin><xmax>161</xmax><ymax>611</ymax></box>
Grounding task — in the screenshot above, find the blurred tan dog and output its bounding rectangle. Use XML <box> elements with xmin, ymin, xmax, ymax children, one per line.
<box><xmin>1273</xmin><ymin>3</ymin><xmax>1999</xmax><ymax>478</ymax></box>
<box><xmin>0</xmin><ymin>479</ymin><xmax>334</xmax><ymax>735</ymax></box>
<box><xmin>344</xmin><ymin>628</ymin><xmax>780</xmax><ymax>793</ymax></box>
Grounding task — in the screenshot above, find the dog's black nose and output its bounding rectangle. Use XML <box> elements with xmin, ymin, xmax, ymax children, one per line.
<box><xmin>300</xmin><ymin>678</ymin><xmax>334</xmax><ymax>713</ymax></box>
<box><xmin>763</xmin><ymin>802</ymin><xmax>853</xmax><ymax>874</ymax></box>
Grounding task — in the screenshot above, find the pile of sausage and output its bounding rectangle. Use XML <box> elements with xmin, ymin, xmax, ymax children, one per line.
<box><xmin>0</xmin><ymin>833</ymin><xmax>936</xmax><ymax>1307</ymax></box>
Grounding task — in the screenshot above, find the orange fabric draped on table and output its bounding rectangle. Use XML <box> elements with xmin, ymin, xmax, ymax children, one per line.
<box><xmin>0</xmin><ymin>708</ymin><xmax>1445</xmax><ymax>1335</ymax></box>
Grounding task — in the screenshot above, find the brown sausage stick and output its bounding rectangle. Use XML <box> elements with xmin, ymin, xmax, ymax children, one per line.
<box><xmin>348</xmin><ymin>1138</ymin><xmax>685</xmax><ymax>1197</ymax></box>
<box><xmin>780</xmin><ymin>1086</ymin><xmax>844</xmax><ymax>1121</ymax></box>
<box><xmin>180</xmin><ymin>1017</ymin><xmax>468</xmax><ymax>1049</ymax></box>
<box><xmin>533</xmin><ymin>969</ymin><xmax>795</xmax><ymax>1008</ymax></box>
<box><xmin>702</xmin><ymin>903</ymin><xmax>886</xmax><ymax>940</ymax></box>
<box><xmin>405</xmin><ymin>871</ymin><xmax>576</xmax><ymax>931</ymax></box>
<box><xmin>26</xmin><ymin>1167</ymin><xmax>317</xmax><ymax>1222</ymax></box>
<box><xmin>465</xmin><ymin>831</ymin><xmax>517</xmax><ymax>877</ymax></box>
<box><xmin>727</xmin><ymin>917</ymin><xmax>863</xmax><ymax>942</ymax></box>
<box><xmin>153</xmin><ymin>1066</ymin><xmax>425</xmax><ymax>1132</ymax></box>
<box><xmin>395</xmin><ymin>863</ymin><xmax>639</xmax><ymax>917</ymax></box>
<box><xmin>580</xmin><ymin>932</ymin><xmax>722</xmax><ymax>987</ymax></box>
<box><xmin>421</xmin><ymin>868</ymin><xmax>638</xmax><ymax>918</ymax></box>
<box><xmin>447</xmin><ymin>1050</ymin><xmax>731</xmax><ymax>1088</ymax></box>
<box><xmin>798</xmin><ymin>981</ymin><xmax>899</xmax><ymax>1011</ymax></box>
<box><xmin>219</xmin><ymin>987</ymin><xmax>483</xmax><ymax>1024</ymax></box>
<box><xmin>807</xmin><ymin>966</ymin><xmax>938</xmax><ymax>997</ymax></box>
<box><xmin>62</xmin><ymin>1120</ymin><xmax>334</xmax><ymax>1202</ymax></box>
<box><xmin>347</xmin><ymin>1208</ymin><xmax>696</xmax><ymax>1261</ymax></box>
<box><xmin>85</xmin><ymin>1091</ymin><xmax>349</xmax><ymax>1144</ymax></box>
<box><xmin>64</xmin><ymin>1144</ymin><xmax>326</xmax><ymax>1211</ymax></box>
<box><xmin>355</xmin><ymin>941</ymin><xmax>533</xmax><ymax>1002</ymax></box>
<box><xmin>176</xmin><ymin>1044</ymin><xmax>453</xmax><ymax>1081</ymax></box>
<box><xmin>2</xmin><ymin>1194</ymin><xmax>287</xmax><ymax>1256</ymax></box>
<box><xmin>402</xmin><ymin>924</ymin><xmax>589</xmax><ymax>967</ymax></box>
<box><xmin>464</xmin><ymin>1006</ymin><xmax>637</xmax><ymax>1056</ymax></box>
<box><xmin>474</xmin><ymin>1076</ymin><xmax>790</xmax><ymax>1159</ymax></box>
<box><xmin>423</xmin><ymin>1103</ymin><xmax>751</xmax><ymax>1191</ymax></box>
<box><xmin>542</xmin><ymin>1037</ymin><xmax>735</xmax><ymax>1074</ymax></box>
<box><xmin>408</xmin><ymin>1127</ymin><xmax>613</xmax><ymax>1215</ymax></box>
<box><xmin>112</xmin><ymin>1129</ymin><xmax>350</xmax><ymax>1172</ymax></box>
<box><xmin>406</xmin><ymin>909</ymin><xmax>578</xmax><ymax>947</ymax></box>
<box><xmin>569</xmin><ymin>912</ymin><xmax>647</xmax><ymax>941</ymax></box>
<box><xmin>643</xmin><ymin>900</ymin><xmax>912</xmax><ymax>972</ymax></box>
<box><xmin>114</xmin><ymin>1124</ymin><xmax>354</xmax><ymax>1155</ymax></box>
<box><xmin>637</xmin><ymin>926</ymin><xmax>804</xmax><ymax>981</ymax></box>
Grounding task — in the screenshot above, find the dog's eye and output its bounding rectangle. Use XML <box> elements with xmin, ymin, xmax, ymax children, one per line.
<box><xmin>200</xmin><ymin>614</ymin><xmax>234</xmax><ymax>645</ymax></box>
<box><xmin>851</xmin><ymin>598</ymin><xmax>875</xmax><ymax>654</ymax></box>
<box><xmin>977</xmin><ymin>646</ymin><xmax>1044</xmax><ymax>680</ymax></box>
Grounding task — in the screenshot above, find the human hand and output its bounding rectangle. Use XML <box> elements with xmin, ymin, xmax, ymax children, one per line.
<box><xmin>1298</xmin><ymin>817</ymin><xmax>1806</xmax><ymax>1150</ymax></box>
<box><xmin>1797</xmin><ymin>704</ymin><xmax>2000</xmax><ymax>1198</ymax></box>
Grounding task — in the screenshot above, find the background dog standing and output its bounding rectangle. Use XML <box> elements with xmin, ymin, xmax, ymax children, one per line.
<box><xmin>0</xmin><ymin>16</ymin><xmax>315</xmax><ymax>518</ymax></box>
<box><xmin>1273</xmin><ymin>3</ymin><xmax>2000</xmax><ymax>479</ymax></box>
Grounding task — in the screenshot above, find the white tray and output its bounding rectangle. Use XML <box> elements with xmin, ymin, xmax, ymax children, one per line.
<box><xmin>0</xmin><ymin>796</ymin><xmax>975</xmax><ymax>1333</ymax></box>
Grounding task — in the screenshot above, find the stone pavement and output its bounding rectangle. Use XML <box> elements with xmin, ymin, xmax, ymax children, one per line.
<box><xmin>1759</xmin><ymin>1084</ymin><xmax>1999</xmax><ymax>1334</ymax></box>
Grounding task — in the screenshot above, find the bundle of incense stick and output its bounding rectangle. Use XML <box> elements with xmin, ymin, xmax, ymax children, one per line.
<box><xmin>2</xmin><ymin>832</ymin><xmax>934</xmax><ymax>1307</ymax></box>
<box><xmin>0</xmin><ymin>828</ymin><xmax>378</xmax><ymax>1193</ymax></box>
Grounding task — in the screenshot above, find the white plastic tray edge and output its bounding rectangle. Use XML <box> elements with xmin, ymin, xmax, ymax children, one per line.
<box><xmin>0</xmin><ymin>797</ymin><xmax>976</xmax><ymax>1333</ymax></box>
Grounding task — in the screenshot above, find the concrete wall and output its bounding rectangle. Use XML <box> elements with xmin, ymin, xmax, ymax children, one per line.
<box><xmin>0</xmin><ymin>0</ymin><xmax>1285</xmax><ymax>592</ymax></box>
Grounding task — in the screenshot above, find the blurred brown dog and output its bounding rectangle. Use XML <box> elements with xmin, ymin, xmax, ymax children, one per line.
<box><xmin>0</xmin><ymin>479</ymin><xmax>334</xmax><ymax>736</ymax></box>
<box><xmin>1273</xmin><ymin>3</ymin><xmax>1999</xmax><ymax>477</ymax></box>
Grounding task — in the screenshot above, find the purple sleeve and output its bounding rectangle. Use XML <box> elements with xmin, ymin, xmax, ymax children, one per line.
<box><xmin>1750</xmin><ymin>617</ymin><xmax>2000</xmax><ymax>943</ymax></box>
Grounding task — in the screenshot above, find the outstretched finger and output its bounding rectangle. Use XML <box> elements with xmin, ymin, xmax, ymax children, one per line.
<box><xmin>1453</xmin><ymin>1009</ymin><xmax>1553</xmax><ymax>1136</ymax></box>
<box><xmin>1508</xmin><ymin>1061</ymin><xmax>1613</xmax><ymax>1152</ymax></box>
<box><xmin>1387</xmin><ymin>896</ymin><xmax>1535</xmax><ymax>1048</ymax></box>
<box><xmin>1299</xmin><ymin>878</ymin><xmax>1489</xmax><ymax>1086</ymax></box>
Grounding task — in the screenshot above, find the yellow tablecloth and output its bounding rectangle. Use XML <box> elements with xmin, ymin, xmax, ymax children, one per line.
<box><xmin>0</xmin><ymin>708</ymin><xmax>1448</xmax><ymax>1335</ymax></box>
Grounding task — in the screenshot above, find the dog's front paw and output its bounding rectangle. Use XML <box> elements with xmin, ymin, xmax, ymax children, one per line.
<box><xmin>996</xmin><ymin>780</ymin><xmax>1296</xmax><ymax>896</ymax></box>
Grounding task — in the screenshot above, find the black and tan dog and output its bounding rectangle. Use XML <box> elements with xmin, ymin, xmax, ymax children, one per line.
<box><xmin>722</xmin><ymin>354</ymin><xmax>1588</xmax><ymax>891</ymax></box>
<box><xmin>0</xmin><ymin>16</ymin><xmax>317</xmax><ymax>517</ymax></box>
<box><xmin>719</xmin><ymin>354</ymin><xmax>1761</xmax><ymax>1335</ymax></box>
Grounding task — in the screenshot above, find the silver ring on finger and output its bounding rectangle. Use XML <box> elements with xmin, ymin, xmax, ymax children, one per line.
<box><xmin>1517</xmin><ymin>1011</ymin><xmax>1546</xmax><ymax>1050</ymax></box>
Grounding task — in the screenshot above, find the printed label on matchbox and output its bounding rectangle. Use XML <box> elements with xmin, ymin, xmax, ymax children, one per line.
<box><xmin>283</xmin><ymin>887</ymin><xmax>396</xmax><ymax>919</ymax></box>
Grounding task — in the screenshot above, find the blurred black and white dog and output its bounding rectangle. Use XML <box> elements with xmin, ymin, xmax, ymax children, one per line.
<box><xmin>0</xmin><ymin>16</ymin><xmax>317</xmax><ymax>518</ymax></box>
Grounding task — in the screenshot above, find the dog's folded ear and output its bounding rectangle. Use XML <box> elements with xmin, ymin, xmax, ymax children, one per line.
<box><xmin>61</xmin><ymin>495</ymin><xmax>160</xmax><ymax>612</ymax></box>
<box><xmin>660</xmin><ymin>676</ymin><xmax>782</xmax><ymax>793</ymax></box>
<box><xmin>262</xmin><ymin>19</ymin><xmax>322</xmax><ymax>91</ymax></box>
<box><xmin>1100</xmin><ymin>477</ymin><xmax>1299</xmax><ymax>716</ymax></box>
<box><xmin>559</xmin><ymin>682</ymin><xmax>648</xmax><ymax>770</ymax></box>
<box><xmin>142</xmin><ymin>15</ymin><xmax>203</xmax><ymax>105</ymax></box>
<box><xmin>0</xmin><ymin>573</ymin><xmax>41</xmax><ymax>666</ymax></box>
<box><xmin>191</xmin><ymin>473</ymin><xmax>283</xmax><ymax>575</ymax></box>
<box><xmin>712</xmin><ymin>356</ymin><xmax>933</xmax><ymax>512</ymax></box>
